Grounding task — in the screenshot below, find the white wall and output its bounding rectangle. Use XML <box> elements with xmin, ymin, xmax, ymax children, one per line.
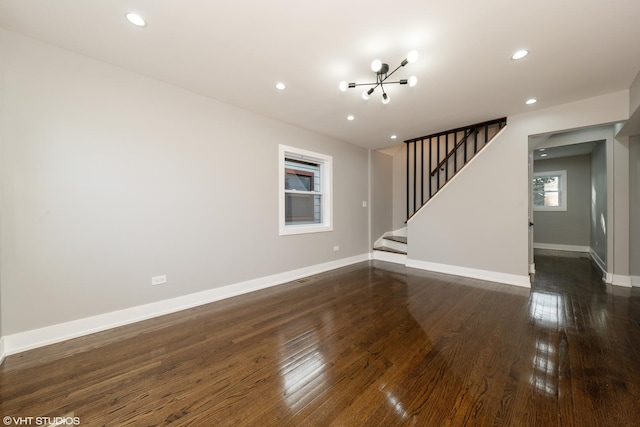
<box><xmin>372</xmin><ymin>151</ymin><xmax>393</xmax><ymax>240</ymax></box>
<box><xmin>611</xmin><ymin>135</ymin><xmax>630</xmax><ymax>284</ymax></box>
<box><xmin>406</xmin><ymin>91</ymin><xmax>629</xmax><ymax>287</ymax></box>
<box><xmin>590</xmin><ymin>141</ymin><xmax>608</xmax><ymax>266</ymax></box>
<box><xmin>0</xmin><ymin>29</ymin><xmax>369</xmax><ymax>337</ymax></box>
<box><xmin>534</xmin><ymin>155</ymin><xmax>591</xmax><ymax>248</ymax></box>
<box><xmin>631</xmin><ymin>136</ymin><xmax>640</xmax><ymax>279</ymax></box>
<box><xmin>630</xmin><ymin>71</ymin><xmax>640</xmax><ymax>116</ymax></box>
<box><xmin>391</xmin><ymin>145</ymin><xmax>408</xmax><ymax>230</ymax></box>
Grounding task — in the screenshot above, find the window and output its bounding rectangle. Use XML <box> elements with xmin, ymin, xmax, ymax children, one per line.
<box><xmin>533</xmin><ymin>170</ymin><xmax>567</xmax><ymax>211</ymax></box>
<box><xmin>279</xmin><ymin>145</ymin><xmax>332</xmax><ymax>235</ymax></box>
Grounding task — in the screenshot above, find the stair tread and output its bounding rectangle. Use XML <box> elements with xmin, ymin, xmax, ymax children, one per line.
<box><xmin>373</xmin><ymin>246</ymin><xmax>407</xmax><ymax>255</ymax></box>
<box><xmin>383</xmin><ymin>235</ymin><xmax>407</xmax><ymax>244</ymax></box>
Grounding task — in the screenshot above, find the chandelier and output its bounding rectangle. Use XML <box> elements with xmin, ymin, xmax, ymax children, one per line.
<box><xmin>339</xmin><ymin>50</ymin><xmax>418</xmax><ymax>104</ymax></box>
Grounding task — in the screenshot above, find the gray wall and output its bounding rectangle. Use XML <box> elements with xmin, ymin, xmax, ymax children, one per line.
<box><xmin>372</xmin><ymin>151</ymin><xmax>393</xmax><ymax>240</ymax></box>
<box><xmin>406</xmin><ymin>120</ymin><xmax>529</xmax><ymax>279</ymax></box>
<box><xmin>591</xmin><ymin>141</ymin><xmax>607</xmax><ymax>264</ymax></box>
<box><xmin>391</xmin><ymin>145</ymin><xmax>408</xmax><ymax>230</ymax></box>
<box><xmin>533</xmin><ymin>154</ymin><xmax>591</xmax><ymax>247</ymax></box>
<box><xmin>0</xmin><ymin>29</ymin><xmax>369</xmax><ymax>335</ymax></box>
<box><xmin>631</xmin><ymin>136</ymin><xmax>640</xmax><ymax>277</ymax></box>
<box><xmin>406</xmin><ymin>91</ymin><xmax>629</xmax><ymax>284</ymax></box>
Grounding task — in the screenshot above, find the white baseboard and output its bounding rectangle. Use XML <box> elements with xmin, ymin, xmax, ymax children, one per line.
<box><xmin>590</xmin><ymin>249</ymin><xmax>607</xmax><ymax>277</ymax></box>
<box><xmin>534</xmin><ymin>243</ymin><xmax>590</xmax><ymax>253</ymax></box>
<box><xmin>632</xmin><ymin>276</ymin><xmax>640</xmax><ymax>287</ymax></box>
<box><xmin>0</xmin><ymin>337</ymin><xmax>5</xmax><ymax>366</ymax></box>
<box><xmin>612</xmin><ymin>274</ymin><xmax>632</xmax><ymax>288</ymax></box>
<box><xmin>406</xmin><ymin>259</ymin><xmax>531</xmax><ymax>288</ymax></box>
<box><xmin>1</xmin><ymin>253</ymin><xmax>370</xmax><ymax>360</ymax></box>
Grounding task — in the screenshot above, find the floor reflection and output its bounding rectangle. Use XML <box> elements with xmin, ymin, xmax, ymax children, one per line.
<box><xmin>279</xmin><ymin>328</ymin><xmax>327</xmax><ymax>410</ymax></box>
<box><xmin>529</xmin><ymin>291</ymin><xmax>562</xmax><ymax>327</ymax></box>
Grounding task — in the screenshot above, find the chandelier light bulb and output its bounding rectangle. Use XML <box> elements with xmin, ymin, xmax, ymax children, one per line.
<box><xmin>408</xmin><ymin>76</ymin><xmax>418</xmax><ymax>87</ymax></box>
<box><xmin>339</xmin><ymin>81</ymin><xmax>348</xmax><ymax>92</ymax></box>
<box><xmin>406</xmin><ymin>50</ymin><xmax>419</xmax><ymax>64</ymax></box>
<box><xmin>382</xmin><ymin>93</ymin><xmax>390</xmax><ymax>104</ymax></box>
<box><xmin>362</xmin><ymin>90</ymin><xmax>370</xmax><ymax>100</ymax></box>
<box><xmin>371</xmin><ymin>59</ymin><xmax>382</xmax><ymax>72</ymax></box>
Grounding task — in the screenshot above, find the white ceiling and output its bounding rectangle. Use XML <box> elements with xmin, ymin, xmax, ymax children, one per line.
<box><xmin>1</xmin><ymin>0</ymin><xmax>639</xmax><ymax>150</ymax></box>
<box><xmin>533</xmin><ymin>141</ymin><xmax>597</xmax><ymax>161</ymax></box>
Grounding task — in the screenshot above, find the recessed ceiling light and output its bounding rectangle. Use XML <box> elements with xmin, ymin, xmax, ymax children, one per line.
<box><xmin>275</xmin><ymin>82</ymin><xmax>286</xmax><ymax>90</ymax></box>
<box><xmin>539</xmin><ymin>148</ymin><xmax>546</xmax><ymax>151</ymax></box>
<box><xmin>511</xmin><ymin>49</ymin><xmax>529</xmax><ymax>60</ymax></box>
<box><xmin>347</xmin><ymin>115</ymin><xmax>355</xmax><ymax>121</ymax></box>
<box><xmin>125</xmin><ymin>12</ymin><xmax>146</xmax><ymax>27</ymax></box>
<box><xmin>526</xmin><ymin>98</ymin><xmax>537</xmax><ymax>105</ymax></box>
<box><xmin>390</xmin><ymin>135</ymin><xmax>398</xmax><ymax>140</ymax></box>
<box><xmin>541</xmin><ymin>153</ymin><xmax>548</xmax><ymax>157</ymax></box>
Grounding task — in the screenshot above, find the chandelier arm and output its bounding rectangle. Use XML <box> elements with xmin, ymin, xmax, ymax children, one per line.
<box><xmin>349</xmin><ymin>82</ymin><xmax>380</xmax><ymax>87</ymax></box>
<box><xmin>381</xmin><ymin>64</ymin><xmax>403</xmax><ymax>82</ymax></box>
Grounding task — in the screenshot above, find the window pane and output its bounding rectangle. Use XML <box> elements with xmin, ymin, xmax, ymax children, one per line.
<box><xmin>544</xmin><ymin>191</ymin><xmax>559</xmax><ymax>207</ymax></box>
<box><xmin>533</xmin><ymin>176</ymin><xmax>559</xmax><ymax>192</ymax></box>
<box><xmin>285</xmin><ymin>159</ymin><xmax>320</xmax><ymax>192</ymax></box>
<box><xmin>533</xmin><ymin>178</ymin><xmax>546</xmax><ymax>192</ymax></box>
<box><xmin>285</xmin><ymin>170</ymin><xmax>312</xmax><ymax>191</ymax></box>
<box><xmin>543</xmin><ymin>177</ymin><xmax>559</xmax><ymax>191</ymax></box>
<box><xmin>285</xmin><ymin>194</ymin><xmax>322</xmax><ymax>225</ymax></box>
<box><xmin>533</xmin><ymin>191</ymin><xmax>545</xmax><ymax>206</ymax></box>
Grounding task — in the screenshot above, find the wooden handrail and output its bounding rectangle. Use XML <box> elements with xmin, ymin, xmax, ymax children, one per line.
<box><xmin>403</xmin><ymin>117</ymin><xmax>507</xmax><ymax>144</ymax></box>
<box><xmin>430</xmin><ymin>128</ymin><xmax>474</xmax><ymax>177</ymax></box>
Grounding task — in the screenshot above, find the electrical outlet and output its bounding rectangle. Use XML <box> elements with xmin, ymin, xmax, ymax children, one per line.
<box><xmin>151</xmin><ymin>275</ymin><xmax>167</xmax><ymax>286</ymax></box>
<box><xmin>333</xmin><ymin>245</ymin><xmax>340</xmax><ymax>251</ymax></box>
<box><xmin>362</xmin><ymin>201</ymin><xmax>368</xmax><ymax>208</ymax></box>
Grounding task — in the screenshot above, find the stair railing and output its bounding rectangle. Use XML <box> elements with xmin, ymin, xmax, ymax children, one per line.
<box><xmin>405</xmin><ymin>117</ymin><xmax>507</xmax><ymax>221</ymax></box>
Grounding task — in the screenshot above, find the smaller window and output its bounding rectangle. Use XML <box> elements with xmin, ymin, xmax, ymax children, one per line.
<box><xmin>279</xmin><ymin>145</ymin><xmax>333</xmax><ymax>235</ymax></box>
<box><xmin>533</xmin><ymin>170</ymin><xmax>567</xmax><ymax>211</ymax></box>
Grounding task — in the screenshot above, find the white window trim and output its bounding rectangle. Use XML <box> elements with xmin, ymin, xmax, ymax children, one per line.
<box><xmin>279</xmin><ymin>144</ymin><xmax>333</xmax><ymax>235</ymax></box>
<box><xmin>533</xmin><ymin>170</ymin><xmax>567</xmax><ymax>212</ymax></box>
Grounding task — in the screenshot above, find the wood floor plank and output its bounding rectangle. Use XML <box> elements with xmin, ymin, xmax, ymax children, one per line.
<box><xmin>2</xmin><ymin>257</ymin><xmax>640</xmax><ymax>426</ymax></box>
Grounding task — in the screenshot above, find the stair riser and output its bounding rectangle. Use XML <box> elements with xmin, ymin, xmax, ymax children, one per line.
<box><xmin>373</xmin><ymin>250</ymin><xmax>407</xmax><ymax>265</ymax></box>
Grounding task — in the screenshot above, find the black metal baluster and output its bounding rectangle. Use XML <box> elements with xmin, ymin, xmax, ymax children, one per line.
<box><xmin>406</xmin><ymin>142</ymin><xmax>409</xmax><ymax>220</ymax></box>
<box><xmin>429</xmin><ymin>137</ymin><xmax>432</xmax><ymax>199</ymax></box>
<box><xmin>445</xmin><ymin>133</ymin><xmax>449</xmax><ymax>182</ymax></box>
<box><xmin>473</xmin><ymin>127</ymin><xmax>478</xmax><ymax>154</ymax></box>
<box><xmin>420</xmin><ymin>139</ymin><xmax>424</xmax><ymax>206</ymax></box>
<box><xmin>413</xmin><ymin>140</ymin><xmax>417</xmax><ymax>215</ymax></box>
<box><xmin>454</xmin><ymin>131</ymin><xmax>458</xmax><ymax>174</ymax></box>
<box><xmin>436</xmin><ymin>135</ymin><xmax>440</xmax><ymax>192</ymax></box>
<box><xmin>484</xmin><ymin>125</ymin><xmax>488</xmax><ymax>149</ymax></box>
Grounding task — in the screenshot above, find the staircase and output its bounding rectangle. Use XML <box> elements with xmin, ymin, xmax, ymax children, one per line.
<box><xmin>372</xmin><ymin>118</ymin><xmax>507</xmax><ymax>265</ymax></box>
<box><xmin>373</xmin><ymin>230</ymin><xmax>407</xmax><ymax>264</ymax></box>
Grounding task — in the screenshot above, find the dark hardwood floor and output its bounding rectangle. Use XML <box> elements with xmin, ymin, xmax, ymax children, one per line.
<box><xmin>2</xmin><ymin>256</ymin><xmax>640</xmax><ymax>426</ymax></box>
